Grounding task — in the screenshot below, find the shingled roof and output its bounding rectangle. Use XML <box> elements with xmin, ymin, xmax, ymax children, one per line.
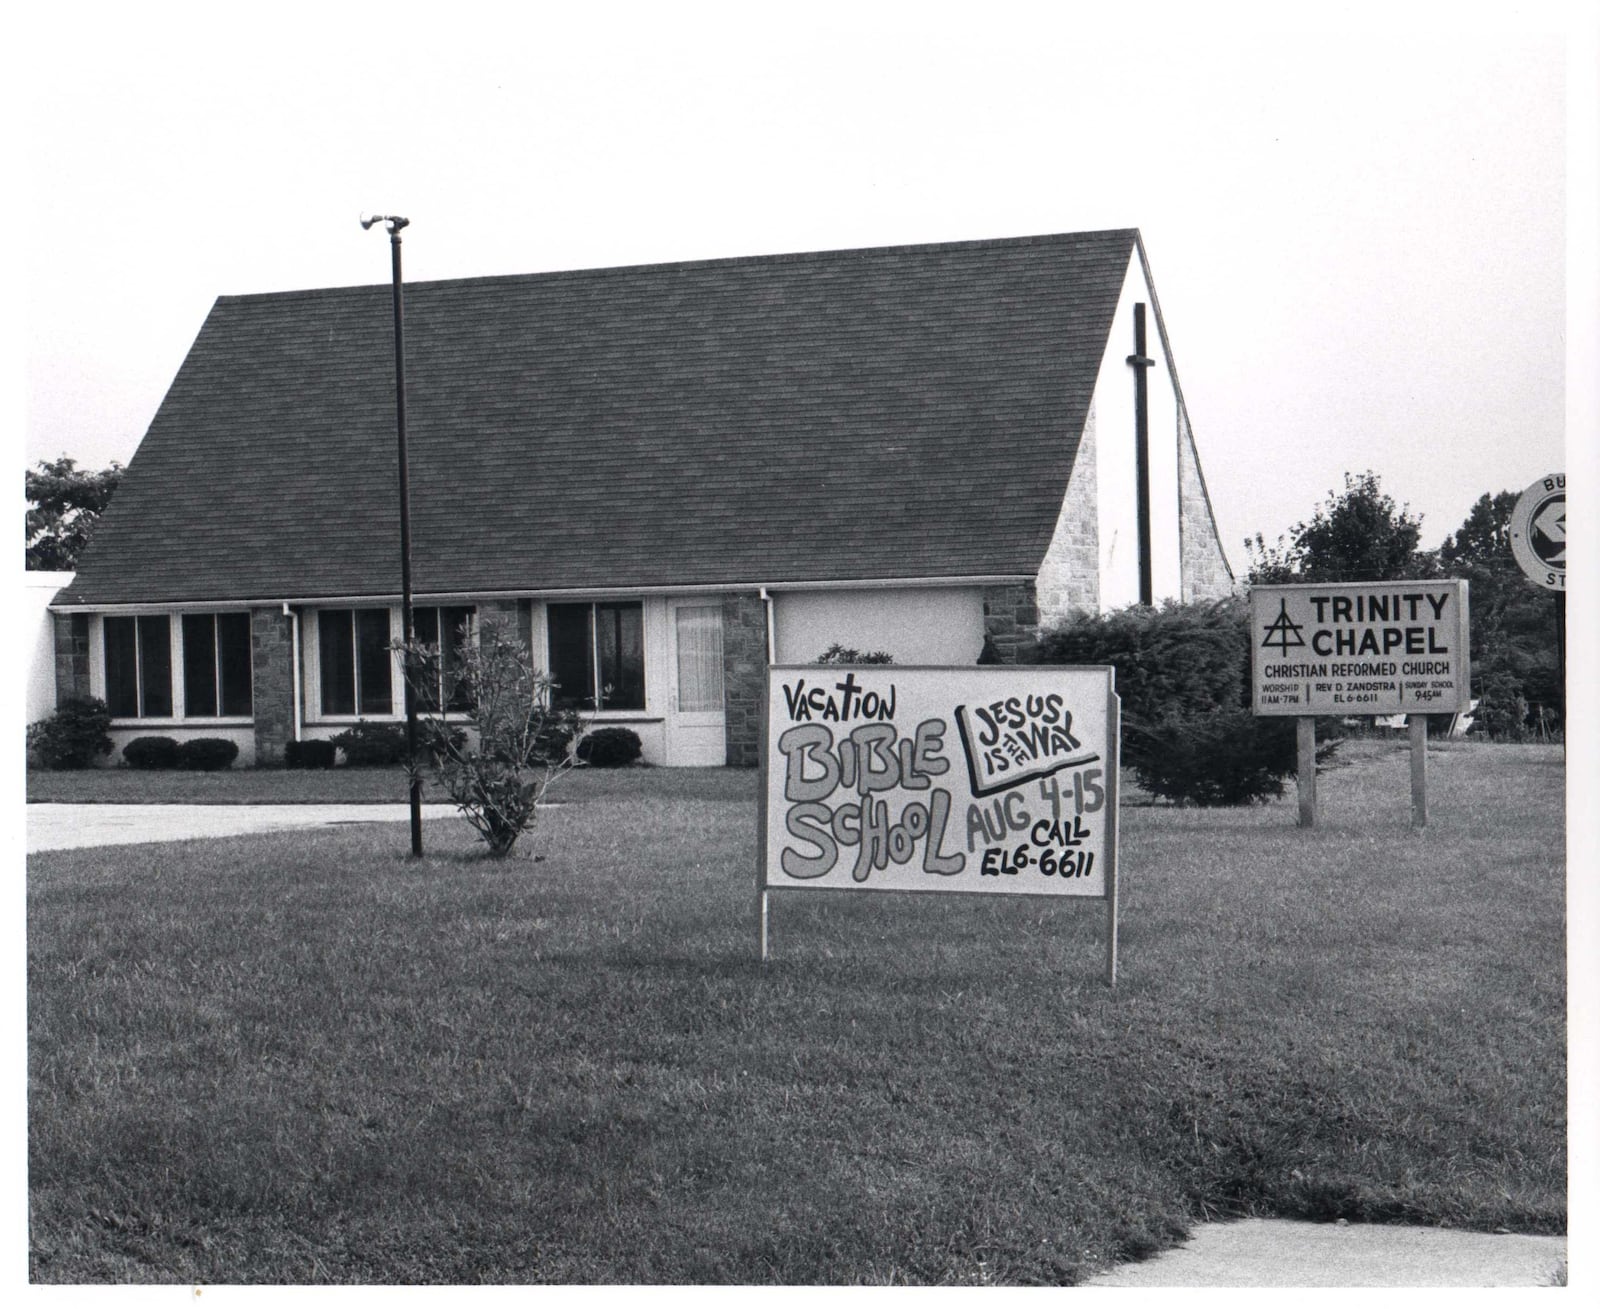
<box><xmin>57</xmin><ymin>229</ymin><xmax>1141</xmax><ymax>607</ymax></box>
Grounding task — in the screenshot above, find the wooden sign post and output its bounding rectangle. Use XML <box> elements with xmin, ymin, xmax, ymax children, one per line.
<box><xmin>759</xmin><ymin>664</ymin><xmax>1122</xmax><ymax>984</ymax></box>
<box><xmin>1250</xmin><ymin>580</ymin><xmax>1471</xmax><ymax>830</ymax></box>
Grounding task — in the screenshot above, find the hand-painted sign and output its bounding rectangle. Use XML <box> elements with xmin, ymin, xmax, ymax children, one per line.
<box><xmin>1250</xmin><ymin>580</ymin><xmax>1470</xmax><ymax>716</ymax></box>
<box><xmin>762</xmin><ymin>665</ymin><xmax>1119</xmax><ymax>898</ymax></box>
<box><xmin>1510</xmin><ymin>473</ymin><xmax>1565</xmax><ymax>591</ymax></box>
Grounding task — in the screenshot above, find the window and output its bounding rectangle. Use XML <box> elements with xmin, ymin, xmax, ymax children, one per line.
<box><xmin>548</xmin><ymin>601</ymin><xmax>644</xmax><ymax>710</ymax></box>
<box><xmin>181</xmin><ymin>613</ymin><xmax>253</xmax><ymax>717</ymax></box>
<box><xmin>104</xmin><ymin>615</ymin><xmax>173</xmax><ymax>718</ymax></box>
<box><xmin>675</xmin><ymin>606</ymin><xmax>724</xmax><ymax>711</ymax></box>
<box><xmin>318</xmin><ymin>608</ymin><xmax>393</xmax><ymax>716</ymax></box>
<box><xmin>412</xmin><ymin>606</ymin><xmax>475</xmax><ymax>712</ymax></box>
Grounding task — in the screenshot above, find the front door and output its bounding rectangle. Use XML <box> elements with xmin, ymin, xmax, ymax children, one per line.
<box><xmin>665</xmin><ymin>600</ymin><xmax>726</xmax><ymax>766</ymax></box>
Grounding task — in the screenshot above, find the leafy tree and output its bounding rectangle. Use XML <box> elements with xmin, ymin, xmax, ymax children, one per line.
<box><xmin>1245</xmin><ymin>471</ymin><xmax>1433</xmax><ymax>583</ymax></box>
<box><xmin>396</xmin><ymin>613</ymin><xmax>582</xmax><ymax>857</ymax></box>
<box><xmin>25</xmin><ymin>456</ymin><xmax>124</xmax><ymax>570</ymax></box>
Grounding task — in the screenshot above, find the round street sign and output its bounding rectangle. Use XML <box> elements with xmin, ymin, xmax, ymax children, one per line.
<box><xmin>1509</xmin><ymin>473</ymin><xmax>1565</xmax><ymax>591</ymax></box>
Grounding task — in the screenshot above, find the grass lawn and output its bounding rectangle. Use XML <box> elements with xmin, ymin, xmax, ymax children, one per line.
<box><xmin>27</xmin><ymin>741</ymin><xmax>1565</xmax><ymax>1284</ymax></box>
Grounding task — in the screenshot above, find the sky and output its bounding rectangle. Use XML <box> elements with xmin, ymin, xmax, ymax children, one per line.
<box><xmin>6</xmin><ymin>2</ymin><xmax>1600</xmax><ymax>1287</ymax></box>
<box><xmin>14</xmin><ymin>1</ymin><xmax>1589</xmax><ymax>567</ymax></box>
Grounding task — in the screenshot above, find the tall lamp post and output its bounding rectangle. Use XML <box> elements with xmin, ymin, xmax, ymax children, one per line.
<box><xmin>361</xmin><ymin>213</ymin><xmax>424</xmax><ymax>856</ymax></box>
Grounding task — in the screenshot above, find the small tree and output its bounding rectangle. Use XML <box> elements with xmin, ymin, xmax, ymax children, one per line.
<box><xmin>26</xmin><ymin>457</ymin><xmax>124</xmax><ymax>570</ymax></box>
<box><xmin>396</xmin><ymin>614</ymin><xmax>582</xmax><ymax>857</ymax></box>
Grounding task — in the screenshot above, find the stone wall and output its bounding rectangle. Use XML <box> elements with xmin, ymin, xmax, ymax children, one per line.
<box><xmin>1177</xmin><ymin>409</ymin><xmax>1236</xmax><ymax>602</ymax></box>
<box><xmin>251</xmin><ymin>606</ymin><xmax>297</xmax><ymax>766</ymax></box>
<box><xmin>981</xmin><ymin>582</ymin><xmax>1040</xmax><ymax>663</ymax></box>
<box><xmin>52</xmin><ymin>612</ymin><xmax>92</xmax><ymax>704</ymax></box>
<box><xmin>1034</xmin><ymin>401</ymin><xmax>1101</xmax><ymax>628</ymax></box>
<box><xmin>721</xmin><ymin>591</ymin><xmax>768</xmax><ymax>768</ymax></box>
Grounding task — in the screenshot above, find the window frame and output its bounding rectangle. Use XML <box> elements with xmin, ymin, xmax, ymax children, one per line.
<box><xmin>546</xmin><ymin>600</ymin><xmax>648</xmax><ymax>714</ymax></box>
<box><xmin>97</xmin><ymin>611</ymin><xmax>256</xmax><ymax>724</ymax></box>
<box><xmin>411</xmin><ymin>605</ymin><xmax>477</xmax><ymax>715</ymax></box>
<box><xmin>310</xmin><ymin>606</ymin><xmax>402</xmax><ymax>721</ymax></box>
<box><xmin>180</xmin><ymin>611</ymin><xmax>254</xmax><ymax>719</ymax></box>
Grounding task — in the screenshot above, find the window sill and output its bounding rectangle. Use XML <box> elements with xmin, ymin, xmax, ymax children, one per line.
<box><xmin>308</xmin><ymin>712</ymin><xmax>475</xmax><ymax>726</ymax></box>
<box><xmin>110</xmin><ymin>717</ymin><xmax>254</xmax><ymax>729</ymax></box>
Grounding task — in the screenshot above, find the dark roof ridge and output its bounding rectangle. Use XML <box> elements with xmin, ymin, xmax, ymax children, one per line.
<box><xmin>215</xmin><ymin>227</ymin><xmax>1141</xmax><ymax>306</ymax></box>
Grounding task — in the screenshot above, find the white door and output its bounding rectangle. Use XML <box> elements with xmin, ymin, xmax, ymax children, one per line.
<box><xmin>666</xmin><ymin>601</ymin><xmax>727</xmax><ymax>766</ymax></box>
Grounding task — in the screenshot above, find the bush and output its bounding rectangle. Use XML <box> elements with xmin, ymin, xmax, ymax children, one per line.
<box><xmin>179</xmin><ymin>738</ymin><xmax>239</xmax><ymax>771</ymax></box>
<box><xmin>1034</xmin><ymin>598</ymin><xmax>1250</xmax><ymax>724</ymax></box>
<box><xmin>1034</xmin><ymin>599</ymin><xmax>1337</xmax><ymax>806</ymax></box>
<box><xmin>121</xmin><ymin>736</ymin><xmax>183</xmax><ymax>770</ymax></box>
<box><xmin>815</xmin><ymin>644</ymin><xmax>894</xmax><ymax>665</ymax></box>
<box><xmin>331</xmin><ymin>721</ymin><xmax>409</xmax><ymax>767</ymax></box>
<box><xmin>528</xmin><ymin>717</ymin><xmax>576</xmax><ymax>765</ymax></box>
<box><xmin>577</xmin><ymin>726</ymin><xmax>643</xmax><ymax>768</ymax></box>
<box><xmin>1128</xmin><ymin>711</ymin><xmax>1298</xmax><ymax>806</ymax></box>
<box><xmin>285</xmin><ymin>739</ymin><xmax>337</xmax><ymax>769</ymax></box>
<box><xmin>27</xmin><ymin>696</ymin><xmax>114</xmax><ymax>770</ymax></box>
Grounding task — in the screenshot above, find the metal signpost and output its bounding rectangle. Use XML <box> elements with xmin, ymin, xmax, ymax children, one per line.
<box><xmin>759</xmin><ymin>664</ymin><xmax>1122</xmax><ymax>984</ymax></box>
<box><xmin>1249</xmin><ymin>580</ymin><xmax>1471</xmax><ymax>829</ymax></box>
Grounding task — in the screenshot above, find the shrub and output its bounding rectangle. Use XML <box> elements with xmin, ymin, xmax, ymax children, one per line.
<box><xmin>1128</xmin><ymin>711</ymin><xmax>1298</xmax><ymax>807</ymax></box>
<box><xmin>1034</xmin><ymin>599</ymin><xmax>1338</xmax><ymax>806</ymax></box>
<box><xmin>396</xmin><ymin>614</ymin><xmax>583</xmax><ymax>857</ymax></box>
<box><xmin>179</xmin><ymin>738</ymin><xmax>240</xmax><ymax>771</ymax></box>
<box><xmin>1034</xmin><ymin>598</ymin><xmax>1249</xmax><ymax>724</ymax></box>
<box><xmin>26</xmin><ymin>696</ymin><xmax>114</xmax><ymax>770</ymax></box>
<box><xmin>121</xmin><ymin>736</ymin><xmax>183</xmax><ymax>770</ymax></box>
<box><xmin>528</xmin><ymin>717</ymin><xmax>576</xmax><ymax>765</ymax></box>
<box><xmin>815</xmin><ymin>644</ymin><xmax>894</xmax><ymax>665</ymax></box>
<box><xmin>1468</xmin><ymin>674</ymin><xmax>1532</xmax><ymax>740</ymax></box>
<box><xmin>285</xmin><ymin>739</ymin><xmax>337</xmax><ymax>769</ymax></box>
<box><xmin>331</xmin><ymin>721</ymin><xmax>409</xmax><ymax>767</ymax></box>
<box><xmin>577</xmin><ymin>726</ymin><xmax>643</xmax><ymax>768</ymax></box>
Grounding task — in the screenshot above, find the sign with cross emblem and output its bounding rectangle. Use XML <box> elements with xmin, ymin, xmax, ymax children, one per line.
<box><xmin>1249</xmin><ymin>580</ymin><xmax>1471</xmax><ymax>717</ymax></box>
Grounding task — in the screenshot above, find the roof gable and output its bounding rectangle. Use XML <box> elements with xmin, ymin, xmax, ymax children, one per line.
<box><xmin>60</xmin><ymin>229</ymin><xmax>1138</xmax><ymax>605</ymax></box>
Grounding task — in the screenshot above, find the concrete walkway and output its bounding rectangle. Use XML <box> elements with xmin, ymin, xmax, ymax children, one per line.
<box><xmin>1084</xmin><ymin>1218</ymin><xmax>1567</xmax><ymax>1287</ymax></box>
<box><xmin>26</xmin><ymin>802</ymin><xmax>461</xmax><ymax>853</ymax></box>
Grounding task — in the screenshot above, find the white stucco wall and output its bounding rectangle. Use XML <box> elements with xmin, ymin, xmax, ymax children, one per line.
<box><xmin>1091</xmin><ymin>253</ymin><xmax>1183</xmax><ymax>610</ymax></box>
<box><xmin>772</xmin><ymin>587</ymin><xmax>986</xmax><ymax>665</ymax></box>
<box><xmin>25</xmin><ymin>571</ymin><xmax>74</xmax><ymax>723</ymax></box>
<box><xmin>106</xmin><ymin>724</ymin><xmax>257</xmax><ymax>768</ymax></box>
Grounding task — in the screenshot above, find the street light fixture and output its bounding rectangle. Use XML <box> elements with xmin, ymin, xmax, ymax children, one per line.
<box><xmin>362</xmin><ymin>213</ymin><xmax>423</xmax><ymax>857</ymax></box>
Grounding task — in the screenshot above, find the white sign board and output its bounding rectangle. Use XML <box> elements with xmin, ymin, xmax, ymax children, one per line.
<box><xmin>1250</xmin><ymin>580</ymin><xmax>1471</xmax><ymax>716</ymax></box>
<box><xmin>762</xmin><ymin>665</ymin><xmax>1119</xmax><ymax>898</ymax></box>
<box><xmin>1509</xmin><ymin>472</ymin><xmax>1565</xmax><ymax>591</ymax></box>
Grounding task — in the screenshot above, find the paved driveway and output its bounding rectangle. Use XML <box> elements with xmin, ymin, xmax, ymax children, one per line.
<box><xmin>26</xmin><ymin>803</ymin><xmax>461</xmax><ymax>853</ymax></box>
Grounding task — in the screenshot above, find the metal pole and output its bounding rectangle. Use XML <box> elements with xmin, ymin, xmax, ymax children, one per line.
<box><xmin>371</xmin><ymin>215</ymin><xmax>424</xmax><ymax>857</ymax></box>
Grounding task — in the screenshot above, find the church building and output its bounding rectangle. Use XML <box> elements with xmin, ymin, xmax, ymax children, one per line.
<box><xmin>51</xmin><ymin>229</ymin><xmax>1233</xmax><ymax>766</ymax></box>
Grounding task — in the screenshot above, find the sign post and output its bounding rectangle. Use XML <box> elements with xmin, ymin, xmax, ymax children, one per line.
<box><xmin>1250</xmin><ymin>579</ymin><xmax>1471</xmax><ymax>829</ymax></box>
<box><xmin>760</xmin><ymin>664</ymin><xmax>1121</xmax><ymax>984</ymax></box>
